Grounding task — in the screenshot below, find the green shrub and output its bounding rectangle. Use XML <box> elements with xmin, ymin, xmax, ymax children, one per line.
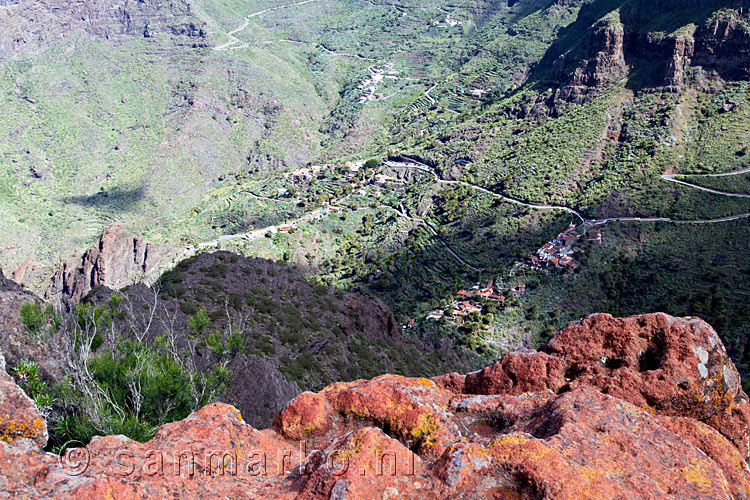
<box><xmin>188</xmin><ymin>308</ymin><xmax>211</xmax><ymax>335</ymax></box>
<box><xmin>206</xmin><ymin>331</ymin><xmax>227</xmax><ymax>356</ymax></box>
<box><xmin>19</xmin><ymin>302</ymin><xmax>48</xmax><ymax>333</ymax></box>
<box><xmin>226</xmin><ymin>330</ymin><xmax>245</xmax><ymax>354</ymax></box>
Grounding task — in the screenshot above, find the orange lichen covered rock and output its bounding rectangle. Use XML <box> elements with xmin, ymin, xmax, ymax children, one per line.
<box><xmin>431</xmin><ymin>372</ymin><xmax>466</xmax><ymax>394</ymax></box>
<box><xmin>657</xmin><ymin>415</ymin><xmax>750</xmax><ymax>500</ymax></box>
<box><xmin>276</xmin><ymin>392</ymin><xmax>333</xmax><ymax>440</ymax></box>
<box><xmin>545</xmin><ymin>313</ymin><xmax>741</xmax><ymax>420</ymax></box>
<box><xmin>326</xmin><ymin>375</ymin><xmax>458</xmax><ymax>458</ymax></box>
<box><xmin>297</xmin><ymin>427</ymin><xmax>425</xmax><ymax>500</ymax></box>
<box><xmin>706</xmin><ymin>396</ymin><xmax>750</xmax><ymax>463</ymax></box>
<box><xmin>464</xmin><ymin>349</ymin><xmax>567</xmax><ymax>395</ymax></box>
<box><xmin>0</xmin><ymin>354</ymin><xmax>47</xmax><ymax>447</ymax></box>
<box><xmin>0</xmin><ymin>313</ymin><xmax>748</xmax><ymax>499</ymax></box>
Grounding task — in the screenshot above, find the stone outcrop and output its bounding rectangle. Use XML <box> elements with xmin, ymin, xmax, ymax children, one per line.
<box><xmin>44</xmin><ymin>223</ymin><xmax>173</xmax><ymax>305</ymax></box>
<box><xmin>0</xmin><ymin>352</ymin><xmax>47</xmax><ymax>447</ymax></box>
<box><xmin>0</xmin><ymin>0</ymin><xmax>204</xmax><ymax>61</ymax></box>
<box><xmin>0</xmin><ymin>313</ymin><xmax>748</xmax><ymax>499</ymax></box>
<box><xmin>535</xmin><ymin>1</ymin><xmax>750</xmax><ymax>108</ymax></box>
<box><xmin>693</xmin><ymin>9</ymin><xmax>750</xmax><ymax>82</ymax></box>
<box><xmin>0</xmin><ymin>267</ymin><xmax>62</xmax><ymax>382</ymax></box>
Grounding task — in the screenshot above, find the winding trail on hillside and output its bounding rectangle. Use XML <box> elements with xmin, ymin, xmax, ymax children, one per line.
<box><xmin>385</xmin><ymin>160</ymin><xmax>750</xmax><ymax>225</ymax></box>
<box><xmin>384</xmin><ymin>160</ymin><xmax>586</xmax><ymax>222</ymax></box>
<box><xmin>660</xmin><ymin>167</ymin><xmax>750</xmax><ymax>199</ymax></box>
<box><xmin>387</xmin><ymin>204</ymin><xmax>483</xmax><ymax>272</ymax></box>
<box><xmin>214</xmin><ymin>0</ymin><xmax>319</xmax><ymax>51</ymax></box>
<box><xmin>424</xmin><ymin>84</ymin><xmax>437</xmax><ymax>105</ymax></box>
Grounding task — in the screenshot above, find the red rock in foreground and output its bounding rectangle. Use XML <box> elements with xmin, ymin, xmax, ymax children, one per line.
<box><xmin>0</xmin><ymin>353</ymin><xmax>47</xmax><ymax>447</ymax></box>
<box><xmin>1</xmin><ymin>313</ymin><xmax>748</xmax><ymax>499</ymax></box>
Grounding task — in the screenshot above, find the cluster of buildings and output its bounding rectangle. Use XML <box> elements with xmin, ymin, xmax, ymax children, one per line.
<box><xmin>432</xmin><ymin>15</ymin><xmax>462</xmax><ymax>27</ymax></box>
<box><xmin>286</xmin><ymin>164</ymin><xmax>326</xmax><ymax>181</ymax></box>
<box><xmin>426</xmin><ymin>280</ymin><xmax>505</xmax><ymax>322</ymax></box>
<box><xmin>374</xmin><ymin>173</ymin><xmax>406</xmax><ymax>186</ymax></box>
<box><xmin>528</xmin><ymin>223</ymin><xmax>581</xmax><ymax>269</ymax></box>
<box><xmin>359</xmin><ymin>63</ymin><xmax>399</xmax><ymax>103</ymax></box>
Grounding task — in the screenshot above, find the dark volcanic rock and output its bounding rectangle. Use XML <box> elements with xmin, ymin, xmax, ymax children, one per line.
<box><xmin>226</xmin><ymin>354</ymin><xmax>300</xmax><ymax>429</ymax></box>
<box><xmin>0</xmin><ymin>268</ymin><xmax>62</xmax><ymax>382</ymax></box>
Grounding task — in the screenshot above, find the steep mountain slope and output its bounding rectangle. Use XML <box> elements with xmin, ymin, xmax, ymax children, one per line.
<box><xmin>35</xmin><ymin>250</ymin><xmax>476</xmax><ymax>435</ymax></box>
<box><xmin>0</xmin><ymin>0</ymin><xmax>527</xmax><ymax>284</ymax></box>
<box><xmin>0</xmin><ymin>0</ymin><xmax>200</xmax><ymax>61</ymax></box>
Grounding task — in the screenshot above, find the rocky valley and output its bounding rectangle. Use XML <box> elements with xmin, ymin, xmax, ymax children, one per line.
<box><xmin>0</xmin><ymin>0</ymin><xmax>748</xmax><ymax>498</ymax></box>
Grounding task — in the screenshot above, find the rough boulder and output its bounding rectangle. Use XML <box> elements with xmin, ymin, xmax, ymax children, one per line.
<box><xmin>0</xmin><ymin>313</ymin><xmax>748</xmax><ymax>499</ymax></box>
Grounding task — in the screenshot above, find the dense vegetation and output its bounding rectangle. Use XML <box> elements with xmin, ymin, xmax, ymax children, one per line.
<box><xmin>12</xmin><ymin>251</ymin><xmax>479</xmax><ymax>448</ymax></box>
<box><xmin>1</xmin><ymin>0</ymin><xmax>749</xmax><ymax>439</ymax></box>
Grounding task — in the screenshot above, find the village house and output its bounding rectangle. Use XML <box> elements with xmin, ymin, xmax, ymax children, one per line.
<box><xmin>427</xmin><ymin>279</ymin><xmax>506</xmax><ymax>324</ymax></box>
<box><xmin>374</xmin><ymin>173</ymin><xmax>406</xmax><ymax>186</ymax></box>
<box><xmin>588</xmin><ymin>227</ymin><xmax>602</xmax><ymax>244</ymax></box>
<box><xmin>445</xmin><ymin>15</ymin><xmax>461</xmax><ymax>26</ymax></box>
<box><xmin>531</xmin><ymin>222</ymin><xmax>583</xmax><ymax>269</ymax></box>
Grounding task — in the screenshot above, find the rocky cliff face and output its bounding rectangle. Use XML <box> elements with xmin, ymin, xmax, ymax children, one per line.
<box><xmin>1</xmin><ymin>312</ymin><xmax>747</xmax><ymax>499</ymax></box>
<box><xmin>0</xmin><ymin>0</ymin><xmax>202</xmax><ymax>61</ymax></box>
<box><xmin>0</xmin><ymin>267</ymin><xmax>62</xmax><ymax>382</ymax></box>
<box><xmin>536</xmin><ymin>1</ymin><xmax>750</xmax><ymax>107</ymax></box>
<box><xmin>44</xmin><ymin>223</ymin><xmax>173</xmax><ymax>305</ymax></box>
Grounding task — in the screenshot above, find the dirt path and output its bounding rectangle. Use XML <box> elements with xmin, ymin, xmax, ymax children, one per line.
<box><xmin>424</xmin><ymin>84</ymin><xmax>437</xmax><ymax>105</ymax></box>
<box><xmin>387</xmin><ymin>204</ymin><xmax>483</xmax><ymax>272</ymax></box>
<box><xmin>384</xmin><ymin>160</ymin><xmax>586</xmax><ymax>222</ymax></box>
<box><xmin>214</xmin><ymin>0</ymin><xmax>319</xmax><ymax>51</ymax></box>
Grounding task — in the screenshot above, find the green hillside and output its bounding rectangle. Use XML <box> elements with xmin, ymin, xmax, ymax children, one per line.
<box><xmin>0</xmin><ymin>0</ymin><xmax>748</xmax><ymax>387</ymax></box>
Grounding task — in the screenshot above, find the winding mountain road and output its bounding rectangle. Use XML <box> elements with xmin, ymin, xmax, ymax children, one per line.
<box><xmin>660</xmin><ymin>167</ymin><xmax>750</xmax><ymax>199</ymax></box>
<box><xmin>384</xmin><ymin>160</ymin><xmax>586</xmax><ymax>222</ymax></box>
<box><xmin>145</xmin><ymin>162</ymin><xmax>749</xmax><ymax>285</ymax></box>
<box><xmin>214</xmin><ymin>0</ymin><xmax>319</xmax><ymax>51</ymax></box>
<box><xmin>385</xmin><ymin>160</ymin><xmax>750</xmax><ymax>225</ymax></box>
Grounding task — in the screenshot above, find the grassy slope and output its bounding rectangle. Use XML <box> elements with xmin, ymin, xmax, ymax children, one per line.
<box><xmin>0</xmin><ymin>0</ymin><xmax>747</xmax><ymax>384</ymax></box>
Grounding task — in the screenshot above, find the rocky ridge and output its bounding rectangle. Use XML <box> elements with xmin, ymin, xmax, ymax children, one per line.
<box><xmin>535</xmin><ymin>0</ymin><xmax>750</xmax><ymax>109</ymax></box>
<box><xmin>41</xmin><ymin>223</ymin><xmax>174</xmax><ymax>306</ymax></box>
<box><xmin>0</xmin><ymin>312</ymin><xmax>748</xmax><ymax>499</ymax></box>
<box><xmin>0</xmin><ymin>0</ymin><xmax>203</xmax><ymax>61</ymax></box>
